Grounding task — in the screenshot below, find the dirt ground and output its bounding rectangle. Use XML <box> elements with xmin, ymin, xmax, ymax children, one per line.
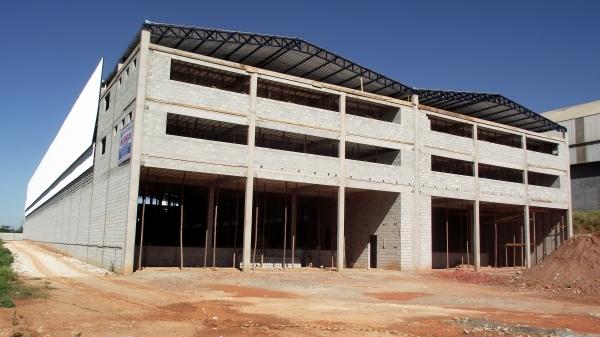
<box><xmin>1</xmin><ymin>241</ymin><xmax>600</xmax><ymax>337</ymax></box>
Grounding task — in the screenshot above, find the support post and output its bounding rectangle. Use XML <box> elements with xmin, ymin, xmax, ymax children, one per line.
<box><xmin>242</xmin><ymin>73</ymin><xmax>258</xmax><ymax>272</ymax></box>
<box><xmin>179</xmin><ymin>174</ymin><xmax>185</xmax><ymax>269</ymax></box>
<box><xmin>337</xmin><ymin>93</ymin><xmax>346</xmax><ymax>271</ymax></box>
<box><xmin>494</xmin><ymin>206</ymin><xmax>497</xmax><ymax>268</ymax></box>
<box><xmin>473</xmin><ymin>200</ymin><xmax>480</xmax><ymax>270</ymax></box>
<box><xmin>137</xmin><ymin>185</ymin><xmax>147</xmax><ymax>271</ymax></box>
<box><xmin>205</xmin><ymin>185</ymin><xmax>215</xmax><ymax>268</ymax></box>
<box><xmin>337</xmin><ymin>186</ymin><xmax>345</xmax><ymax>270</ymax></box>
<box><xmin>123</xmin><ymin>30</ymin><xmax>150</xmax><ymax>275</ymax></box>
<box><xmin>533</xmin><ymin>211</ymin><xmax>537</xmax><ymax>265</ymax></box>
<box><xmin>283</xmin><ymin>183</ymin><xmax>288</xmax><ymax>269</ymax></box>
<box><xmin>445</xmin><ymin>200</ymin><xmax>449</xmax><ymax>269</ymax></box>
<box><xmin>523</xmin><ymin>133</ymin><xmax>532</xmax><ymax>269</ymax></box>
<box><xmin>291</xmin><ymin>192</ymin><xmax>297</xmax><ymax>268</ymax></box>
<box><xmin>473</xmin><ymin>124</ymin><xmax>481</xmax><ymax>271</ymax></box>
<box><xmin>212</xmin><ymin>189</ymin><xmax>219</xmax><ymax>268</ymax></box>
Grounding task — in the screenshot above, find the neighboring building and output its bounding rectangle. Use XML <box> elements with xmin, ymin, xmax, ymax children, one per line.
<box><xmin>24</xmin><ymin>22</ymin><xmax>571</xmax><ymax>274</ymax></box>
<box><xmin>544</xmin><ymin>100</ymin><xmax>600</xmax><ymax>212</ymax></box>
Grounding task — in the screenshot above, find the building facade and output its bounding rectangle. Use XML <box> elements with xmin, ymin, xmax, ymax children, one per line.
<box><xmin>24</xmin><ymin>23</ymin><xmax>571</xmax><ymax>274</ymax></box>
<box><xmin>544</xmin><ymin>100</ymin><xmax>600</xmax><ymax>212</ymax></box>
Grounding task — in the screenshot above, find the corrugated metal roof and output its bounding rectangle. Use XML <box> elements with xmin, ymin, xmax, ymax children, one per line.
<box><xmin>107</xmin><ymin>22</ymin><xmax>566</xmax><ymax>133</ymax></box>
<box><xmin>543</xmin><ymin>99</ymin><xmax>600</xmax><ymax>122</ymax></box>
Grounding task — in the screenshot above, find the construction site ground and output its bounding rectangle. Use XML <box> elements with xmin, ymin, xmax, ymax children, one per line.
<box><xmin>1</xmin><ymin>241</ymin><xmax>600</xmax><ymax>337</ymax></box>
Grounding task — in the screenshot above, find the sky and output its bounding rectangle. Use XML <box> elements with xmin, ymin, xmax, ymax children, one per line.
<box><xmin>0</xmin><ymin>0</ymin><xmax>598</xmax><ymax>228</ymax></box>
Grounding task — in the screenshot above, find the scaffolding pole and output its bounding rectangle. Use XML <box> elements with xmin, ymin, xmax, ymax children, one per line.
<box><xmin>212</xmin><ymin>188</ymin><xmax>219</xmax><ymax>268</ymax></box>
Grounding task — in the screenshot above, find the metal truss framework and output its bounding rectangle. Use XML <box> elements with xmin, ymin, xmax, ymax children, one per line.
<box><xmin>109</xmin><ymin>22</ymin><xmax>566</xmax><ymax>133</ymax></box>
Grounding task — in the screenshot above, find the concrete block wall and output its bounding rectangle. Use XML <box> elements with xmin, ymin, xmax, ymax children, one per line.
<box><xmin>23</xmin><ymin>170</ymin><xmax>94</xmax><ymax>262</ymax></box>
<box><xmin>478</xmin><ymin>141</ymin><xmax>524</xmax><ymax>169</ymax></box>
<box><xmin>257</xmin><ymin>96</ymin><xmax>340</xmax><ymax>131</ymax></box>
<box><xmin>346</xmin><ymin>191</ymin><xmax>402</xmax><ymax>269</ymax></box>
<box><xmin>527</xmin><ymin>142</ymin><xmax>568</xmax><ymax>171</ymax></box>
<box><xmin>146</xmin><ymin>51</ymin><xmax>250</xmax><ymax>113</ymax></box>
<box><xmin>24</xmin><ymin>50</ymin><xmax>141</xmax><ymax>273</ymax></box>
<box><xmin>0</xmin><ymin>233</ymin><xmax>22</xmax><ymax>241</ymax></box>
<box><xmin>479</xmin><ymin>179</ymin><xmax>526</xmax><ymax>205</ymax></box>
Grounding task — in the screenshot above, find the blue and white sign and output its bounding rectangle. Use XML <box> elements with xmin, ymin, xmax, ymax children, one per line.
<box><xmin>118</xmin><ymin>122</ymin><xmax>133</xmax><ymax>165</ymax></box>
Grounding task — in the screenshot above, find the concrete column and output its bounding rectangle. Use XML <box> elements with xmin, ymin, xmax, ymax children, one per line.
<box><xmin>206</xmin><ymin>185</ymin><xmax>215</xmax><ymax>262</ymax></box>
<box><xmin>522</xmin><ymin>134</ymin><xmax>532</xmax><ymax>268</ymax></box>
<box><xmin>242</xmin><ymin>73</ymin><xmax>258</xmax><ymax>271</ymax></box>
<box><xmin>337</xmin><ymin>94</ymin><xmax>346</xmax><ymax>271</ymax></box>
<box><xmin>563</xmin><ymin>135</ymin><xmax>574</xmax><ymax>239</ymax></box>
<box><xmin>473</xmin><ymin>200</ymin><xmax>481</xmax><ymax>270</ymax></box>
<box><xmin>337</xmin><ymin>186</ymin><xmax>345</xmax><ymax>270</ymax></box>
<box><xmin>524</xmin><ymin>204</ymin><xmax>531</xmax><ymax>268</ymax></box>
<box><xmin>411</xmin><ymin>94</ymin><xmax>422</xmax><ymax>269</ymax></box>
<box><xmin>473</xmin><ymin>124</ymin><xmax>481</xmax><ymax>270</ymax></box>
<box><xmin>123</xmin><ymin>30</ymin><xmax>151</xmax><ymax>275</ymax></box>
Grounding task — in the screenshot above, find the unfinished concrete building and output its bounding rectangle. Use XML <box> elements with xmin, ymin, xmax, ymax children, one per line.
<box><xmin>24</xmin><ymin>22</ymin><xmax>572</xmax><ymax>274</ymax></box>
<box><xmin>544</xmin><ymin>100</ymin><xmax>600</xmax><ymax>212</ymax></box>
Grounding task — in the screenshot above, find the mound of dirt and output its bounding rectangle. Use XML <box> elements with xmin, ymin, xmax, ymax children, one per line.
<box><xmin>524</xmin><ymin>233</ymin><xmax>600</xmax><ymax>293</ymax></box>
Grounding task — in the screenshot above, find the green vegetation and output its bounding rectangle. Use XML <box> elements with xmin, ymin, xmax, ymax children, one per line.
<box><xmin>573</xmin><ymin>211</ymin><xmax>600</xmax><ymax>234</ymax></box>
<box><xmin>0</xmin><ymin>225</ymin><xmax>22</xmax><ymax>233</ymax></box>
<box><xmin>0</xmin><ymin>240</ymin><xmax>35</xmax><ymax>307</ymax></box>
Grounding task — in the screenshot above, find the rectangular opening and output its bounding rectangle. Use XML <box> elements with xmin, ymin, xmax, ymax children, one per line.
<box><xmin>526</xmin><ymin>138</ymin><xmax>558</xmax><ymax>155</ymax></box>
<box><xmin>257</xmin><ymin>79</ymin><xmax>339</xmax><ymax>112</ymax></box>
<box><xmin>428</xmin><ymin>115</ymin><xmax>473</xmax><ymax>138</ymax></box>
<box><xmin>431</xmin><ymin>155</ymin><xmax>474</xmax><ymax>176</ymax></box>
<box><xmin>431</xmin><ymin>198</ymin><xmax>473</xmax><ymax>269</ymax></box>
<box><xmin>478</xmin><ymin>163</ymin><xmax>523</xmax><ymax>183</ymax></box>
<box><xmin>100</xmin><ymin>137</ymin><xmax>106</xmax><ymax>155</ymax></box>
<box><xmin>528</xmin><ymin>171</ymin><xmax>560</xmax><ymax>188</ymax></box>
<box><xmin>104</xmin><ymin>93</ymin><xmax>110</xmax><ymax>111</ymax></box>
<box><xmin>170</xmin><ymin>59</ymin><xmax>250</xmax><ymax>94</ymax></box>
<box><xmin>166</xmin><ymin>113</ymin><xmax>248</xmax><ymax>145</ymax></box>
<box><xmin>345</xmin><ymin>142</ymin><xmax>401</xmax><ymax>165</ymax></box>
<box><xmin>346</xmin><ymin>97</ymin><xmax>401</xmax><ymax>123</ymax></box>
<box><xmin>477</xmin><ymin>127</ymin><xmax>522</xmax><ymax>148</ymax></box>
<box><xmin>255</xmin><ymin>127</ymin><xmax>339</xmax><ymax>157</ymax></box>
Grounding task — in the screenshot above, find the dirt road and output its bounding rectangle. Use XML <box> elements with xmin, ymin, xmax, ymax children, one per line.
<box><xmin>1</xmin><ymin>241</ymin><xmax>599</xmax><ymax>336</ymax></box>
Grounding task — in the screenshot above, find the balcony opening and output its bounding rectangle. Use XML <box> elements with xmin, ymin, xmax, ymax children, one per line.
<box><xmin>256</xmin><ymin>127</ymin><xmax>339</xmax><ymax>158</ymax></box>
<box><xmin>477</xmin><ymin>127</ymin><xmax>522</xmax><ymax>148</ymax></box>
<box><xmin>428</xmin><ymin>115</ymin><xmax>473</xmax><ymax>138</ymax></box>
<box><xmin>257</xmin><ymin>79</ymin><xmax>339</xmax><ymax>112</ymax></box>
<box><xmin>528</xmin><ymin>171</ymin><xmax>560</xmax><ymax>188</ymax></box>
<box><xmin>526</xmin><ymin>138</ymin><xmax>558</xmax><ymax>155</ymax></box>
<box><xmin>346</xmin><ymin>97</ymin><xmax>401</xmax><ymax>123</ymax></box>
<box><xmin>431</xmin><ymin>155</ymin><xmax>474</xmax><ymax>176</ymax></box>
<box><xmin>345</xmin><ymin>142</ymin><xmax>400</xmax><ymax>165</ymax></box>
<box><xmin>170</xmin><ymin>59</ymin><xmax>250</xmax><ymax>94</ymax></box>
<box><xmin>166</xmin><ymin>113</ymin><xmax>248</xmax><ymax>145</ymax></box>
<box><xmin>479</xmin><ymin>163</ymin><xmax>524</xmax><ymax>183</ymax></box>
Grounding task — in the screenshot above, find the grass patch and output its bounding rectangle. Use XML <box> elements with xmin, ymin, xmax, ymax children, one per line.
<box><xmin>0</xmin><ymin>240</ymin><xmax>38</xmax><ymax>308</ymax></box>
<box><xmin>573</xmin><ymin>211</ymin><xmax>600</xmax><ymax>234</ymax></box>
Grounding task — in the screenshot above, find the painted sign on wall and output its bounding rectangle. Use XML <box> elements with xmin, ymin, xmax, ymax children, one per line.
<box><xmin>118</xmin><ymin>122</ymin><xmax>132</xmax><ymax>165</ymax></box>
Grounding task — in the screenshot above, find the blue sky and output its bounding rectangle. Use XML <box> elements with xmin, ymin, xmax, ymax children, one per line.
<box><xmin>0</xmin><ymin>1</ymin><xmax>598</xmax><ymax>227</ymax></box>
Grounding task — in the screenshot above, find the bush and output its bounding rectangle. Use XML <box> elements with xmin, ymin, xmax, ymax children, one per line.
<box><xmin>573</xmin><ymin>211</ymin><xmax>600</xmax><ymax>234</ymax></box>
